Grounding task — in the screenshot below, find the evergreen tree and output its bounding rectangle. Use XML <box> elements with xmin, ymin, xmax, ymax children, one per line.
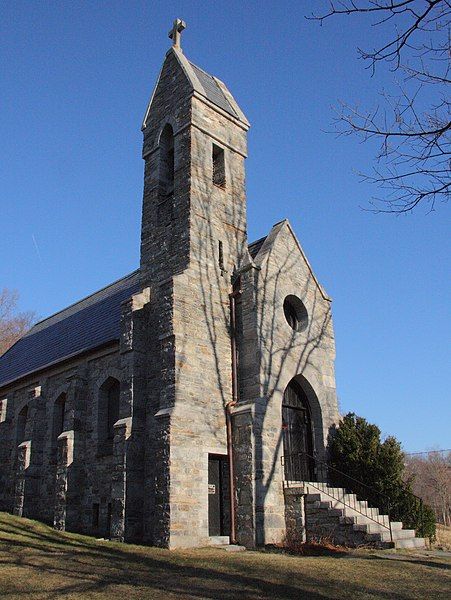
<box><xmin>328</xmin><ymin>413</ymin><xmax>435</xmax><ymax>541</ymax></box>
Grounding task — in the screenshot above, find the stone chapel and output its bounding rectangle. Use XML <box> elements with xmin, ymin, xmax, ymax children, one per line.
<box><xmin>2</xmin><ymin>19</ymin><xmax>374</xmax><ymax>550</ymax></box>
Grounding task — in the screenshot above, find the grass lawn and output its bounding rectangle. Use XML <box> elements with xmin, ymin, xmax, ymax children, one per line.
<box><xmin>0</xmin><ymin>512</ymin><xmax>449</xmax><ymax>599</ymax></box>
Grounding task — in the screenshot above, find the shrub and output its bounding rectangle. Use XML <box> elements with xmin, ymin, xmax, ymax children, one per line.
<box><xmin>328</xmin><ymin>413</ymin><xmax>436</xmax><ymax>541</ymax></box>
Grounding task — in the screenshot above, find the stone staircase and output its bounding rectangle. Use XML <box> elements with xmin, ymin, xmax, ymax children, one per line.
<box><xmin>293</xmin><ymin>481</ymin><xmax>426</xmax><ymax>549</ymax></box>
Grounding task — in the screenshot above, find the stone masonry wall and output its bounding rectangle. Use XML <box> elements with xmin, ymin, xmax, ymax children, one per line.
<box><xmin>139</xmin><ymin>47</ymin><xmax>250</xmax><ymax>548</ymax></box>
<box><xmin>234</xmin><ymin>221</ymin><xmax>340</xmax><ymax>547</ymax></box>
<box><xmin>0</xmin><ymin>345</ymin><xmax>128</xmax><ymax>538</ymax></box>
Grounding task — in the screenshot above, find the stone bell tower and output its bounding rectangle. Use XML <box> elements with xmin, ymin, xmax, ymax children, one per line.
<box><xmin>140</xmin><ymin>20</ymin><xmax>250</xmax><ymax>548</ymax></box>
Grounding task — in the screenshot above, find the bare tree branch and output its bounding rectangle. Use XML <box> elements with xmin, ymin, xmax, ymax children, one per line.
<box><xmin>405</xmin><ymin>451</ymin><xmax>451</xmax><ymax>526</ymax></box>
<box><xmin>0</xmin><ymin>288</ymin><xmax>35</xmax><ymax>355</ymax></box>
<box><xmin>309</xmin><ymin>1</ymin><xmax>450</xmax><ymax>213</ymax></box>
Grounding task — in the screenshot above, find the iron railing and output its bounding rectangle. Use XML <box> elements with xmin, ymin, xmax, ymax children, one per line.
<box><xmin>282</xmin><ymin>452</ymin><xmax>427</xmax><ymax>543</ymax></box>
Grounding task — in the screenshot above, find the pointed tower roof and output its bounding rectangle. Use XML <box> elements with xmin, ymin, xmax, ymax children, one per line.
<box><xmin>142</xmin><ymin>20</ymin><xmax>249</xmax><ymax>130</ymax></box>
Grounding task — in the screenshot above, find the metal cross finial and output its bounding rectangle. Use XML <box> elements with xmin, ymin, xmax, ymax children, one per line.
<box><xmin>168</xmin><ymin>18</ymin><xmax>186</xmax><ymax>50</ymax></box>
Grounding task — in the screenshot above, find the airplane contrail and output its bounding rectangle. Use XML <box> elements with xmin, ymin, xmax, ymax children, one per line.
<box><xmin>32</xmin><ymin>234</ymin><xmax>44</xmax><ymax>266</ymax></box>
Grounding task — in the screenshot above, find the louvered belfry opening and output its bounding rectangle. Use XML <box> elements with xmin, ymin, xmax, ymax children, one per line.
<box><xmin>212</xmin><ymin>143</ymin><xmax>226</xmax><ymax>188</ymax></box>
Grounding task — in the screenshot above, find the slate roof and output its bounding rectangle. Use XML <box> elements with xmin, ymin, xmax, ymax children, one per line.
<box><xmin>248</xmin><ymin>236</ymin><xmax>267</xmax><ymax>259</ymax></box>
<box><xmin>189</xmin><ymin>62</ymin><xmax>238</xmax><ymax>118</ymax></box>
<box><xmin>0</xmin><ymin>271</ymin><xmax>141</xmax><ymax>389</ymax></box>
<box><xmin>0</xmin><ymin>237</ymin><xmax>268</xmax><ymax>389</ymax></box>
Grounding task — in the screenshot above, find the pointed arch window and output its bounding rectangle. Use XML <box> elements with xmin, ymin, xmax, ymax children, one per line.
<box><xmin>106</xmin><ymin>380</ymin><xmax>120</xmax><ymax>441</ymax></box>
<box><xmin>52</xmin><ymin>393</ymin><xmax>66</xmax><ymax>444</ymax></box>
<box><xmin>17</xmin><ymin>405</ymin><xmax>28</xmax><ymax>446</ymax></box>
<box><xmin>98</xmin><ymin>378</ymin><xmax>120</xmax><ymax>455</ymax></box>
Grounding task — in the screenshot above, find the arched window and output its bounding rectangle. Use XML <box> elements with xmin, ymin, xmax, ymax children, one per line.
<box><xmin>106</xmin><ymin>380</ymin><xmax>120</xmax><ymax>441</ymax></box>
<box><xmin>52</xmin><ymin>393</ymin><xmax>66</xmax><ymax>443</ymax></box>
<box><xmin>159</xmin><ymin>124</ymin><xmax>174</xmax><ymax>199</ymax></box>
<box><xmin>16</xmin><ymin>405</ymin><xmax>28</xmax><ymax>446</ymax></box>
<box><xmin>283</xmin><ymin>380</ymin><xmax>310</xmax><ymax>411</ymax></box>
<box><xmin>98</xmin><ymin>378</ymin><xmax>120</xmax><ymax>455</ymax></box>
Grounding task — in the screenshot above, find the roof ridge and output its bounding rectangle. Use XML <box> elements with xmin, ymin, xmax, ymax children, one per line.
<box><xmin>248</xmin><ymin>235</ymin><xmax>267</xmax><ymax>247</ymax></box>
<box><xmin>188</xmin><ymin>60</ymin><xmax>211</xmax><ymax>76</ymax></box>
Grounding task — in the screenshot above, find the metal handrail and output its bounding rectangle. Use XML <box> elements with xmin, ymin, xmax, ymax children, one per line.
<box><xmin>319</xmin><ymin>453</ymin><xmax>425</xmax><ymax>538</ymax></box>
<box><xmin>282</xmin><ymin>453</ymin><xmax>395</xmax><ymax>541</ymax></box>
<box><xmin>306</xmin><ymin>479</ymin><xmax>393</xmax><ymax>542</ymax></box>
<box><xmin>282</xmin><ymin>452</ymin><xmax>426</xmax><ymax>543</ymax></box>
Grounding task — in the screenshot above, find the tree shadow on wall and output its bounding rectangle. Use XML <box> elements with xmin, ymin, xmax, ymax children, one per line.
<box><xmin>189</xmin><ymin>176</ymin><xmax>333</xmax><ymax>546</ymax></box>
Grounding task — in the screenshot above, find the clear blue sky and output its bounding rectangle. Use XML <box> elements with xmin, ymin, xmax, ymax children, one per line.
<box><xmin>1</xmin><ymin>1</ymin><xmax>449</xmax><ymax>452</ymax></box>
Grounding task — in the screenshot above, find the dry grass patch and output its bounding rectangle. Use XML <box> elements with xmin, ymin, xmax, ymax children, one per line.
<box><xmin>435</xmin><ymin>524</ymin><xmax>451</xmax><ymax>550</ymax></box>
<box><xmin>0</xmin><ymin>512</ymin><xmax>450</xmax><ymax>599</ymax></box>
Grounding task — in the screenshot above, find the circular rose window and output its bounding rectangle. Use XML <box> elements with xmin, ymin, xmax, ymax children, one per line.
<box><xmin>283</xmin><ymin>295</ymin><xmax>308</xmax><ymax>332</ymax></box>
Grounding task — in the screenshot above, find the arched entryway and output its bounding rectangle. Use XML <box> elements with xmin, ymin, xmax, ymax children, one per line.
<box><xmin>282</xmin><ymin>379</ymin><xmax>315</xmax><ymax>481</ymax></box>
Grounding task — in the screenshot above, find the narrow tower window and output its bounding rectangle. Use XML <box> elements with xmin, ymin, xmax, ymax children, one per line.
<box><xmin>212</xmin><ymin>144</ymin><xmax>226</xmax><ymax>188</ymax></box>
<box><xmin>218</xmin><ymin>240</ymin><xmax>225</xmax><ymax>274</ymax></box>
<box><xmin>159</xmin><ymin>124</ymin><xmax>175</xmax><ymax>199</ymax></box>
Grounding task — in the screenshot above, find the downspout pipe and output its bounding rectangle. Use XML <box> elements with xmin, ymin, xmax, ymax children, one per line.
<box><xmin>227</xmin><ymin>279</ymin><xmax>241</xmax><ymax>545</ymax></box>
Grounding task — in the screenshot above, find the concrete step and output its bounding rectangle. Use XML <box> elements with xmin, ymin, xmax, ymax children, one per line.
<box><xmin>366</xmin><ymin>531</ymin><xmax>391</xmax><ymax>543</ymax></box>
<box><xmin>320</xmin><ymin>502</ymin><xmax>384</xmax><ymax>526</ymax></box>
<box><xmin>291</xmin><ymin>480</ymin><xmax>426</xmax><ymax>549</ymax></box>
<box><xmin>341</xmin><ymin>504</ymin><xmax>380</xmax><ymax>519</ymax></box>
<box><xmin>335</xmin><ymin>504</ymin><xmax>386</xmax><ymax>526</ymax></box>
<box><xmin>309</xmin><ymin>504</ymin><xmax>387</xmax><ymax>529</ymax></box>
<box><xmin>343</xmin><ymin>495</ymin><xmax>368</xmax><ymax>508</ymax></box>
<box><xmin>391</xmin><ymin>529</ymin><xmax>416</xmax><ymax>540</ymax></box>
<box><xmin>355</xmin><ymin>524</ymin><xmax>416</xmax><ymax>541</ymax></box>
<box><xmin>353</xmin><ymin>522</ymin><xmax>390</xmax><ymax>535</ymax></box>
<box><xmin>209</xmin><ymin>535</ymin><xmax>230</xmax><ymax>546</ymax></box>
<box><xmin>340</xmin><ymin>511</ymin><xmax>391</xmax><ymax>527</ymax></box>
<box><xmin>305</xmin><ymin>493</ymin><xmax>325</xmax><ymax>503</ymax></box>
<box><xmin>394</xmin><ymin>537</ymin><xmax>426</xmax><ymax>549</ymax></box>
<box><xmin>306</xmin><ymin>489</ymin><xmax>382</xmax><ymax>521</ymax></box>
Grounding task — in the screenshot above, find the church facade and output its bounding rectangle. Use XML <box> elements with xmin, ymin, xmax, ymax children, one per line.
<box><xmin>0</xmin><ymin>22</ymin><xmax>340</xmax><ymax>549</ymax></box>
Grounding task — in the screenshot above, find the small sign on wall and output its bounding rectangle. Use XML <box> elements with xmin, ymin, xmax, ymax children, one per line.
<box><xmin>208</xmin><ymin>484</ymin><xmax>216</xmax><ymax>495</ymax></box>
